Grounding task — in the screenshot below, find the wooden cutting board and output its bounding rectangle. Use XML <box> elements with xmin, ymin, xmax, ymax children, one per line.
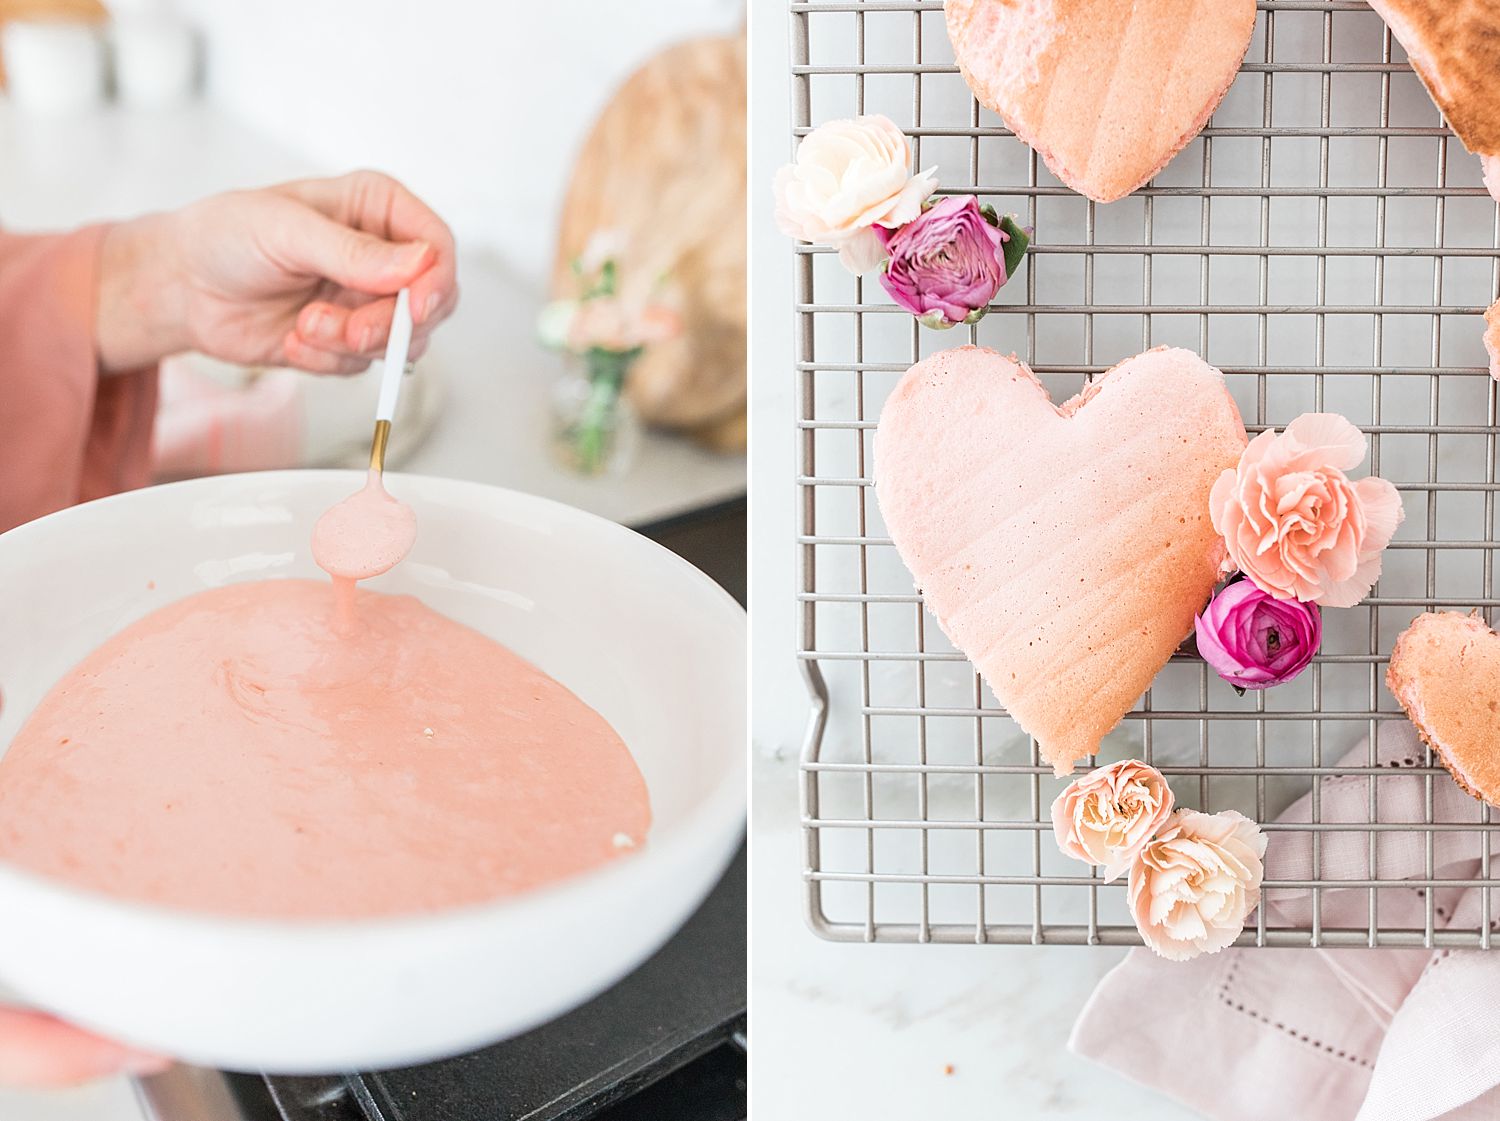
<box><xmin>551</xmin><ymin>32</ymin><xmax>747</xmax><ymax>452</ymax></box>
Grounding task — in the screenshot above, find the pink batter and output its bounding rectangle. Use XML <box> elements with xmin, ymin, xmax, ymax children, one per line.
<box><xmin>312</xmin><ymin>471</ymin><xmax>417</xmax><ymax>581</ymax></box>
<box><xmin>0</xmin><ymin>579</ymin><xmax>650</xmax><ymax>918</ymax></box>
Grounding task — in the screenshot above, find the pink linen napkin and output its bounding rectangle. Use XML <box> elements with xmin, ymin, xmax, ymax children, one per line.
<box><xmin>1072</xmin><ymin>720</ymin><xmax>1500</xmax><ymax>1121</ymax></box>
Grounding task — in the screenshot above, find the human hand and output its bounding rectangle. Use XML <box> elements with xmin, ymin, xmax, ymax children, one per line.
<box><xmin>97</xmin><ymin>170</ymin><xmax>458</xmax><ymax>376</ymax></box>
<box><xmin>0</xmin><ymin>1006</ymin><xmax>169</xmax><ymax>1088</ymax></box>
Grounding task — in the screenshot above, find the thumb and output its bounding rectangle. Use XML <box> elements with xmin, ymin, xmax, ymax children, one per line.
<box><xmin>272</xmin><ymin>204</ymin><xmax>433</xmax><ymax>295</ymax></box>
<box><xmin>0</xmin><ymin>1007</ymin><xmax>170</xmax><ymax>1088</ymax></box>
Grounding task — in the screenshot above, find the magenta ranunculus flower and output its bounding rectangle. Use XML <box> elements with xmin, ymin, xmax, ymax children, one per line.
<box><xmin>1195</xmin><ymin>579</ymin><xmax>1322</xmax><ymax>690</ymax></box>
<box><xmin>875</xmin><ymin>195</ymin><xmax>1026</xmax><ymax>329</ymax></box>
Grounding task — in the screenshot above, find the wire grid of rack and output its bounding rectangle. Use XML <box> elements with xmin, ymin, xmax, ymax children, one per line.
<box><xmin>793</xmin><ymin>0</ymin><xmax>1500</xmax><ymax>948</ymax></box>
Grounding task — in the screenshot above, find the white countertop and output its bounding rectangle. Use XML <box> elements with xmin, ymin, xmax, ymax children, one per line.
<box><xmin>397</xmin><ymin>253</ymin><xmax>746</xmax><ymax>528</ymax></box>
<box><xmin>0</xmin><ymin>1082</ymin><xmax>144</xmax><ymax>1121</ymax></box>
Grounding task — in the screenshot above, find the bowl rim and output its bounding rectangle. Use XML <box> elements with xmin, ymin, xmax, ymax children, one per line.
<box><xmin>0</xmin><ymin>469</ymin><xmax>747</xmax><ymax>940</ymax></box>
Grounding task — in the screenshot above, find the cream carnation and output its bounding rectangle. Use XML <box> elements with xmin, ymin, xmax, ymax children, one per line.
<box><xmin>1128</xmin><ymin>810</ymin><xmax>1267</xmax><ymax>962</ymax></box>
<box><xmin>1050</xmin><ymin>760</ymin><xmax>1174</xmax><ymax>882</ymax></box>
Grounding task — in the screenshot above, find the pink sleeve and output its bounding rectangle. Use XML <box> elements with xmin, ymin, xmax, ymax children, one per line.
<box><xmin>0</xmin><ymin>226</ymin><xmax>158</xmax><ymax>535</ymax></box>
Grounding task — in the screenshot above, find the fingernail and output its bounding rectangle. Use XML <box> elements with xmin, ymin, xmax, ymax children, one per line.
<box><xmin>357</xmin><ymin>324</ymin><xmax>375</xmax><ymax>351</ymax></box>
<box><xmin>392</xmin><ymin>240</ymin><xmax>430</xmax><ymax>270</ymax></box>
<box><xmin>304</xmin><ymin>308</ymin><xmax>326</xmax><ymax>338</ymax></box>
<box><xmin>422</xmin><ymin>292</ymin><xmax>440</xmax><ymax>322</ymax></box>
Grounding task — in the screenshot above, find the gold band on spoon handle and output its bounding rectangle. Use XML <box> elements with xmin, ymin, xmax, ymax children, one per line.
<box><xmin>369</xmin><ymin>288</ymin><xmax>412</xmax><ymax>475</ymax></box>
<box><xmin>369</xmin><ymin>418</ymin><xmax>393</xmax><ymax>474</ymax></box>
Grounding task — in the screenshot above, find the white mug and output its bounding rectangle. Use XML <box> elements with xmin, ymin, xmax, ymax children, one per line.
<box><xmin>1</xmin><ymin>20</ymin><xmax>107</xmax><ymax>115</ymax></box>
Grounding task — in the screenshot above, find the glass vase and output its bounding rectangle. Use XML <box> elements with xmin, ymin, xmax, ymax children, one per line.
<box><xmin>550</xmin><ymin>349</ymin><xmax>641</xmax><ymax>477</ymax></box>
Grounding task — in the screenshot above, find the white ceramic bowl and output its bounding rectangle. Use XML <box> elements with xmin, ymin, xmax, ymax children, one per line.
<box><xmin>0</xmin><ymin>471</ymin><xmax>745</xmax><ymax>1073</ymax></box>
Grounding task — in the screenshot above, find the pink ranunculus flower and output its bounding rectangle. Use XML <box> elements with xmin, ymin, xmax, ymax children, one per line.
<box><xmin>1195</xmin><ymin>579</ymin><xmax>1321</xmax><ymax>690</ymax></box>
<box><xmin>1208</xmin><ymin>413</ymin><xmax>1403</xmax><ymax>609</ymax></box>
<box><xmin>874</xmin><ymin>195</ymin><xmax>1007</xmax><ymax>329</ymax></box>
<box><xmin>1128</xmin><ymin>810</ymin><xmax>1267</xmax><ymax>962</ymax></box>
<box><xmin>1050</xmin><ymin>760</ymin><xmax>1175</xmax><ymax>882</ymax></box>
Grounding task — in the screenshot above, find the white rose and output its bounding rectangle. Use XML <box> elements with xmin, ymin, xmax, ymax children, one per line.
<box><xmin>773</xmin><ymin>113</ymin><xmax>937</xmax><ymax>274</ymax></box>
<box><xmin>1128</xmin><ymin>810</ymin><xmax>1267</xmax><ymax>962</ymax></box>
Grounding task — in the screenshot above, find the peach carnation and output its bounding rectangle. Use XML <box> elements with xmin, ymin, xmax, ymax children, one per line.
<box><xmin>1050</xmin><ymin>760</ymin><xmax>1174</xmax><ymax>882</ymax></box>
<box><xmin>1208</xmin><ymin>413</ymin><xmax>1403</xmax><ymax>609</ymax></box>
<box><xmin>1128</xmin><ymin>810</ymin><xmax>1266</xmax><ymax>962</ymax></box>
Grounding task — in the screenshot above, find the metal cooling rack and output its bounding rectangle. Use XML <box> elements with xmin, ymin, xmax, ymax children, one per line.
<box><xmin>793</xmin><ymin>0</ymin><xmax>1500</xmax><ymax>948</ymax></box>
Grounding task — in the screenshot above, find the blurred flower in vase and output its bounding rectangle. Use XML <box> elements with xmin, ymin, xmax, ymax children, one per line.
<box><xmin>538</xmin><ymin>236</ymin><xmax>682</xmax><ymax>476</ymax></box>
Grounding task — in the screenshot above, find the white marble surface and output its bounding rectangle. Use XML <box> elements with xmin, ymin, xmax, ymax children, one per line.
<box><xmin>749</xmin><ymin>754</ymin><xmax>1204</xmax><ymax>1121</ymax></box>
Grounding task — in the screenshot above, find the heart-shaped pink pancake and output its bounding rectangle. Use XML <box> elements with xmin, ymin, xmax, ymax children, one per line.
<box><xmin>1388</xmin><ymin>611</ymin><xmax>1500</xmax><ymax>807</ymax></box>
<box><xmin>944</xmin><ymin>0</ymin><xmax>1257</xmax><ymax>203</ymax></box>
<box><xmin>1367</xmin><ymin>0</ymin><xmax>1500</xmax><ymax>204</ymax></box>
<box><xmin>875</xmin><ymin>346</ymin><xmax>1247</xmax><ymax>774</ymax></box>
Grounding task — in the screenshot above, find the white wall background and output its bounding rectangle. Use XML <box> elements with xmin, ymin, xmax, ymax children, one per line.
<box><xmin>171</xmin><ymin>0</ymin><xmax>744</xmax><ymax>278</ymax></box>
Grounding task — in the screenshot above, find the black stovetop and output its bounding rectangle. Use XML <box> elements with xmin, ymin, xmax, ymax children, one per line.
<box><xmin>207</xmin><ymin>845</ymin><xmax>745</xmax><ymax>1121</ymax></box>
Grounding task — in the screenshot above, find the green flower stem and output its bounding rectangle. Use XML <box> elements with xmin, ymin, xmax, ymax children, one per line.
<box><xmin>576</xmin><ymin>348</ymin><xmax>638</xmax><ymax>474</ymax></box>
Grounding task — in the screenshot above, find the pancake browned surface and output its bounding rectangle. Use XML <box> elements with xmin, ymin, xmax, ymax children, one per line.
<box><xmin>1387</xmin><ymin>611</ymin><xmax>1500</xmax><ymax>806</ymax></box>
<box><xmin>1367</xmin><ymin>0</ymin><xmax>1500</xmax><ymax>196</ymax></box>
<box><xmin>943</xmin><ymin>0</ymin><xmax>1256</xmax><ymax>203</ymax></box>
